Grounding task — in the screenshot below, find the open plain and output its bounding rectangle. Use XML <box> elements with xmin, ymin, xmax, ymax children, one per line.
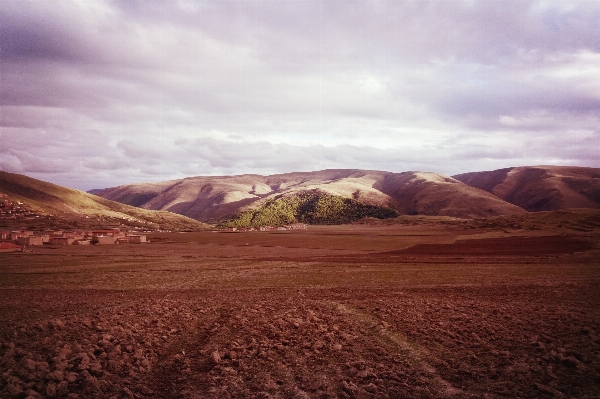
<box><xmin>1</xmin><ymin>212</ymin><xmax>600</xmax><ymax>398</ymax></box>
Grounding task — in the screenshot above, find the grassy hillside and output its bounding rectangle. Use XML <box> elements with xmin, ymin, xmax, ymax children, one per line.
<box><xmin>0</xmin><ymin>171</ymin><xmax>207</xmax><ymax>231</ymax></box>
<box><xmin>219</xmin><ymin>189</ymin><xmax>399</xmax><ymax>228</ymax></box>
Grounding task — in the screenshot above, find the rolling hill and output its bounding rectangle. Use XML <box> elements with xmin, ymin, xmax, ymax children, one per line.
<box><xmin>453</xmin><ymin>166</ymin><xmax>600</xmax><ymax>212</ymax></box>
<box><xmin>219</xmin><ymin>189</ymin><xmax>400</xmax><ymax>228</ymax></box>
<box><xmin>92</xmin><ymin>169</ymin><xmax>526</xmax><ymax>224</ymax></box>
<box><xmin>0</xmin><ymin>171</ymin><xmax>207</xmax><ymax>231</ymax></box>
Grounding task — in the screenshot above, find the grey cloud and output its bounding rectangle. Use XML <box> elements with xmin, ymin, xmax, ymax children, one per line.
<box><xmin>107</xmin><ymin>1</ymin><xmax>600</xmax><ymax>71</ymax></box>
<box><xmin>117</xmin><ymin>140</ymin><xmax>165</xmax><ymax>162</ymax></box>
<box><xmin>0</xmin><ymin>4</ymin><xmax>82</xmax><ymax>63</ymax></box>
<box><xmin>176</xmin><ymin>137</ymin><xmax>543</xmax><ymax>177</ymax></box>
<box><xmin>1</xmin><ymin>0</ymin><xmax>599</xmax><ymax>191</ymax></box>
<box><xmin>83</xmin><ymin>157</ymin><xmax>132</xmax><ymax>171</ymax></box>
<box><xmin>0</xmin><ymin>149</ymin><xmax>73</xmax><ymax>174</ymax></box>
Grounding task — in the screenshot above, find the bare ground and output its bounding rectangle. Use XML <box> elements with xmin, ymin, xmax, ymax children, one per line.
<box><xmin>1</xmin><ymin>219</ymin><xmax>599</xmax><ymax>398</ymax></box>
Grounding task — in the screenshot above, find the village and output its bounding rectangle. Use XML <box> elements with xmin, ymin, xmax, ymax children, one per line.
<box><xmin>0</xmin><ymin>195</ymin><xmax>39</xmax><ymax>221</ymax></box>
<box><xmin>0</xmin><ymin>194</ymin><xmax>156</xmax><ymax>252</ymax></box>
<box><xmin>0</xmin><ymin>193</ymin><xmax>310</xmax><ymax>253</ymax></box>
<box><xmin>0</xmin><ymin>228</ymin><xmax>148</xmax><ymax>253</ymax></box>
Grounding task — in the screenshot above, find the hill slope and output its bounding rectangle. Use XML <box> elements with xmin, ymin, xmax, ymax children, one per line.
<box><xmin>453</xmin><ymin>166</ymin><xmax>600</xmax><ymax>212</ymax></box>
<box><xmin>0</xmin><ymin>171</ymin><xmax>207</xmax><ymax>231</ymax></box>
<box><xmin>372</xmin><ymin>171</ymin><xmax>525</xmax><ymax>217</ymax></box>
<box><xmin>93</xmin><ymin>169</ymin><xmax>526</xmax><ymax>222</ymax></box>
<box><xmin>220</xmin><ymin>189</ymin><xmax>400</xmax><ymax>227</ymax></box>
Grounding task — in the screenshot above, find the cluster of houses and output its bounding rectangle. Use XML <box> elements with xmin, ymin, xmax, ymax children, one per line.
<box><xmin>0</xmin><ymin>229</ymin><xmax>148</xmax><ymax>253</ymax></box>
<box><xmin>0</xmin><ymin>195</ymin><xmax>40</xmax><ymax>221</ymax></box>
<box><xmin>222</xmin><ymin>223</ymin><xmax>308</xmax><ymax>233</ymax></box>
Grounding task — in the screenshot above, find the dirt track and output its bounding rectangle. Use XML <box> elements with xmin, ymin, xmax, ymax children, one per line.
<box><xmin>1</xmin><ymin>223</ymin><xmax>599</xmax><ymax>398</ymax></box>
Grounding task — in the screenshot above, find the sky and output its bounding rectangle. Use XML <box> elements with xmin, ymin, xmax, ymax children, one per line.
<box><xmin>1</xmin><ymin>0</ymin><xmax>599</xmax><ymax>191</ymax></box>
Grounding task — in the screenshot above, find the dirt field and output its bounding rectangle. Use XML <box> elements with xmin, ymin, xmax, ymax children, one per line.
<box><xmin>1</xmin><ymin>218</ymin><xmax>599</xmax><ymax>398</ymax></box>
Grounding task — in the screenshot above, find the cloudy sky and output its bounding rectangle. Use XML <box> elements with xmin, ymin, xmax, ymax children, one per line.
<box><xmin>1</xmin><ymin>0</ymin><xmax>599</xmax><ymax>190</ymax></box>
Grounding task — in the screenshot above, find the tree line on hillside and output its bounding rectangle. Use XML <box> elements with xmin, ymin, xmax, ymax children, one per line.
<box><xmin>219</xmin><ymin>189</ymin><xmax>399</xmax><ymax>228</ymax></box>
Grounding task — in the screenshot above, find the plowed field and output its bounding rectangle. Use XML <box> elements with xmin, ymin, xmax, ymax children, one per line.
<box><xmin>1</xmin><ymin>220</ymin><xmax>599</xmax><ymax>398</ymax></box>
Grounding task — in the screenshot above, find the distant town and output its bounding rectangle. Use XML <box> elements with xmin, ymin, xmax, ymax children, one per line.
<box><xmin>0</xmin><ymin>195</ymin><xmax>39</xmax><ymax>221</ymax></box>
<box><xmin>0</xmin><ymin>194</ymin><xmax>154</xmax><ymax>253</ymax></box>
<box><xmin>0</xmin><ymin>228</ymin><xmax>148</xmax><ymax>253</ymax></box>
<box><xmin>0</xmin><ymin>194</ymin><xmax>313</xmax><ymax>253</ymax></box>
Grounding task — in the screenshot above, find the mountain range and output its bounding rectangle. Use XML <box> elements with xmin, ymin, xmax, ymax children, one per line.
<box><xmin>90</xmin><ymin>166</ymin><xmax>600</xmax><ymax>224</ymax></box>
<box><xmin>2</xmin><ymin>166</ymin><xmax>598</xmax><ymax>229</ymax></box>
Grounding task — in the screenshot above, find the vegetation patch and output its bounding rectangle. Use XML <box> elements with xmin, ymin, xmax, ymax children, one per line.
<box><xmin>219</xmin><ymin>189</ymin><xmax>399</xmax><ymax>227</ymax></box>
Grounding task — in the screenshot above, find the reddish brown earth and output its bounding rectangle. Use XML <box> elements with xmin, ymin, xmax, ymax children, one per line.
<box><xmin>389</xmin><ymin>235</ymin><xmax>592</xmax><ymax>256</ymax></box>
<box><xmin>1</xmin><ymin>215</ymin><xmax>599</xmax><ymax>398</ymax></box>
<box><xmin>453</xmin><ymin>165</ymin><xmax>600</xmax><ymax>212</ymax></box>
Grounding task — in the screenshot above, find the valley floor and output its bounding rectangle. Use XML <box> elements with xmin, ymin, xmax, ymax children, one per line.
<box><xmin>1</xmin><ymin>220</ymin><xmax>599</xmax><ymax>398</ymax></box>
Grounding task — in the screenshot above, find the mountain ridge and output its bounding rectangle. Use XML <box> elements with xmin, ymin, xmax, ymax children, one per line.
<box><xmin>453</xmin><ymin>165</ymin><xmax>600</xmax><ymax>212</ymax></box>
<box><xmin>92</xmin><ymin>168</ymin><xmax>530</xmax><ymax>222</ymax></box>
<box><xmin>5</xmin><ymin>166</ymin><xmax>599</xmax><ymax>227</ymax></box>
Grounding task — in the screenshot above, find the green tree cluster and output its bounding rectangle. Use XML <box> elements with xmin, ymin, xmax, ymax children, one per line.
<box><xmin>219</xmin><ymin>189</ymin><xmax>399</xmax><ymax>228</ymax></box>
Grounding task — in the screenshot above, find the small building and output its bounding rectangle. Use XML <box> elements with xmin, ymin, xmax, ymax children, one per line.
<box><xmin>0</xmin><ymin>231</ymin><xmax>10</xmax><ymax>240</ymax></box>
<box><xmin>126</xmin><ymin>234</ymin><xmax>147</xmax><ymax>243</ymax></box>
<box><xmin>10</xmin><ymin>231</ymin><xmax>30</xmax><ymax>240</ymax></box>
<box><xmin>91</xmin><ymin>229</ymin><xmax>121</xmax><ymax>237</ymax></box>
<box><xmin>95</xmin><ymin>236</ymin><xmax>116</xmax><ymax>245</ymax></box>
<box><xmin>17</xmin><ymin>236</ymin><xmax>44</xmax><ymax>246</ymax></box>
<box><xmin>74</xmin><ymin>240</ymin><xmax>91</xmax><ymax>245</ymax></box>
